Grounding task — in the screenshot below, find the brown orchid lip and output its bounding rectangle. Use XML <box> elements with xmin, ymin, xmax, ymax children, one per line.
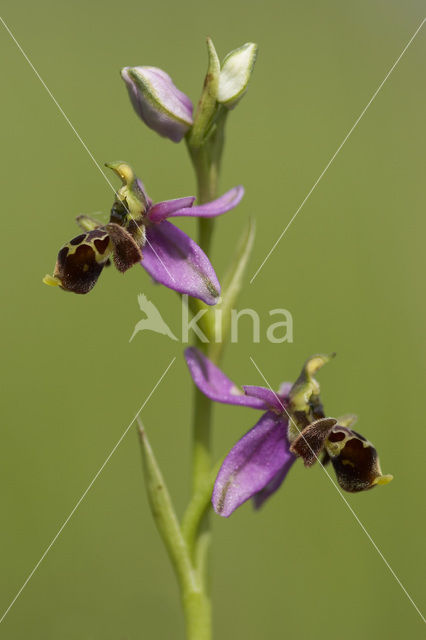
<box><xmin>327</xmin><ymin>433</ymin><xmax>393</xmax><ymax>492</ymax></box>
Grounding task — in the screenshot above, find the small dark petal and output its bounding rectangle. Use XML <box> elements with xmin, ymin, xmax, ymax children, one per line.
<box><xmin>292</xmin><ymin>410</ymin><xmax>311</xmax><ymax>429</ymax></box>
<box><xmin>106</xmin><ymin>223</ymin><xmax>143</xmax><ymax>273</ymax></box>
<box><xmin>290</xmin><ymin>418</ymin><xmax>337</xmax><ymax>467</ymax></box>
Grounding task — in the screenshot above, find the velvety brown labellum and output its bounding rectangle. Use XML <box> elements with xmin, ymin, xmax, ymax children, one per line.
<box><xmin>53</xmin><ymin>229</ymin><xmax>112</xmax><ymax>294</ymax></box>
<box><xmin>106</xmin><ymin>223</ymin><xmax>143</xmax><ymax>273</ymax></box>
<box><xmin>290</xmin><ymin>418</ymin><xmax>337</xmax><ymax>466</ymax></box>
<box><xmin>328</xmin><ymin>430</ymin><xmax>383</xmax><ymax>492</ymax></box>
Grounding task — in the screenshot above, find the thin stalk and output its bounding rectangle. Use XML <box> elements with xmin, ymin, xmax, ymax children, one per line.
<box><xmin>189</xmin><ymin>160</ymin><xmax>217</xmax><ymax>585</ymax></box>
<box><xmin>188</xmin><ymin>145</ymin><xmax>219</xmax><ymax>255</ymax></box>
<box><xmin>181</xmin><ymin>459</ymin><xmax>223</xmax><ymax>555</ymax></box>
<box><xmin>183</xmin><ymin>589</ymin><xmax>212</xmax><ymax>640</ymax></box>
<box><xmin>186</xmin><ymin>107</ymin><xmax>227</xmax><ymax>256</ymax></box>
<box><xmin>186</xmin><ymin>128</ymin><xmax>224</xmax><ymax>497</ymax></box>
<box><xmin>183</xmin><ymin>103</ymin><xmax>228</xmax><ymax>640</ymax></box>
<box><xmin>191</xmin><ymin>389</ymin><xmax>214</xmax><ymax>494</ymax></box>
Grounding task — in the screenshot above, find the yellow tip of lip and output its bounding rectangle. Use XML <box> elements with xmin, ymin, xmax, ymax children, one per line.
<box><xmin>43</xmin><ymin>274</ymin><xmax>61</xmax><ymax>287</ymax></box>
<box><xmin>374</xmin><ymin>474</ymin><xmax>394</xmax><ymax>486</ymax></box>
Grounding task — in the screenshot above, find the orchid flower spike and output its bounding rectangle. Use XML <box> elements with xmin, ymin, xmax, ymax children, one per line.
<box><xmin>184</xmin><ymin>348</ymin><xmax>392</xmax><ymax>517</ymax></box>
<box><xmin>43</xmin><ymin>162</ymin><xmax>244</xmax><ymax>304</ymax></box>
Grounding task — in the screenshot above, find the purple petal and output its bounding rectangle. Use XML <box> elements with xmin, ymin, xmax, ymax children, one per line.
<box><xmin>243</xmin><ymin>386</ymin><xmax>285</xmax><ymax>413</ymax></box>
<box><xmin>252</xmin><ymin>455</ymin><xmax>296</xmax><ymax>509</ymax></box>
<box><xmin>184</xmin><ymin>347</ymin><xmax>267</xmax><ymax>409</ymax></box>
<box><xmin>141</xmin><ymin>221</ymin><xmax>220</xmax><ymax>305</ymax></box>
<box><xmin>212</xmin><ymin>412</ymin><xmax>294</xmax><ymax>517</ymax></box>
<box><xmin>136</xmin><ymin>178</ymin><xmax>152</xmax><ymax>208</ymax></box>
<box><xmin>171</xmin><ymin>186</ymin><xmax>245</xmax><ymax>219</ymax></box>
<box><xmin>144</xmin><ymin>67</ymin><xmax>194</xmax><ymax>116</ymax></box>
<box><xmin>278</xmin><ymin>382</ymin><xmax>292</xmax><ymax>399</ymax></box>
<box><xmin>147</xmin><ymin>197</ymin><xmax>196</xmax><ymax>223</ymax></box>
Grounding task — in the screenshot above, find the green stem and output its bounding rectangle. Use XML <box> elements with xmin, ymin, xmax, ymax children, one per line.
<box><xmin>191</xmin><ymin>389</ymin><xmax>214</xmax><ymax>493</ymax></box>
<box><xmin>186</xmin><ymin>132</ymin><xmax>223</xmax><ymax>492</ymax></box>
<box><xmin>178</xmin><ymin>101</ymin><xmax>228</xmax><ymax>640</ymax></box>
<box><xmin>181</xmin><ymin>132</ymin><xmax>223</xmax><ymax>640</ymax></box>
<box><xmin>183</xmin><ymin>589</ymin><xmax>212</xmax><ymax>640</ymax></box>
<box><xmin>181</xmin><ymin>459</ymin><xmax>223</xmax><ymax>555</ymax></box>
<box><xmin>186</xmin><ymin>107</ymin><xmax>227</xmax><ymax>256</ymax></box>
<box><xmin>188</xmin><ymin>145</ymin><xmax>219</xmax><ymax>255</ymax></box>
<box><xmin>188</xmin><ymin>151</ymin><xmax>220</xmax><ymax>495</ymax></box>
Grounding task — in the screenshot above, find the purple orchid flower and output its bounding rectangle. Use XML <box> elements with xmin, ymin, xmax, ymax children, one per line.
<box><xmin>43</xmin><ymin>162</ymin><xmax>244</xmax><ymax>304</ymax></box>
<box><xmin>184</xmin><ymin>347</ymin><xmax>393</xmax><ymax>517</ymax></box>
<box><xmin>185</xmin><ymin>346</ymin><xmax>295</xmax><ymax>516</ymax></box>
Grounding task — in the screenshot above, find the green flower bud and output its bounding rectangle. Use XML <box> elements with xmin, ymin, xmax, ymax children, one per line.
<box><xmin>218</xmin><ymin>43</ymin><xmax>258</xmax><ymax>109</ymax></box>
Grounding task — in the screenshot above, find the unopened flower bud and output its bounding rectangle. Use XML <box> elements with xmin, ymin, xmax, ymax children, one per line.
<box><xmin>121</xmin><ymin>66</ymin><xmax>193</xmax><ymax>142</ymax></box>
<box><xmin>217</xmin><ymin>43</ymin><xmax>258</xmax><ymax>109</ymax></box>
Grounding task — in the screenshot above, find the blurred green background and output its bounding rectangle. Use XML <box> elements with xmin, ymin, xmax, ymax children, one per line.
<box><xmin>1</xmin><ymin>1</ymin><xmax>425</xmax><ymax>638</ymax></box>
